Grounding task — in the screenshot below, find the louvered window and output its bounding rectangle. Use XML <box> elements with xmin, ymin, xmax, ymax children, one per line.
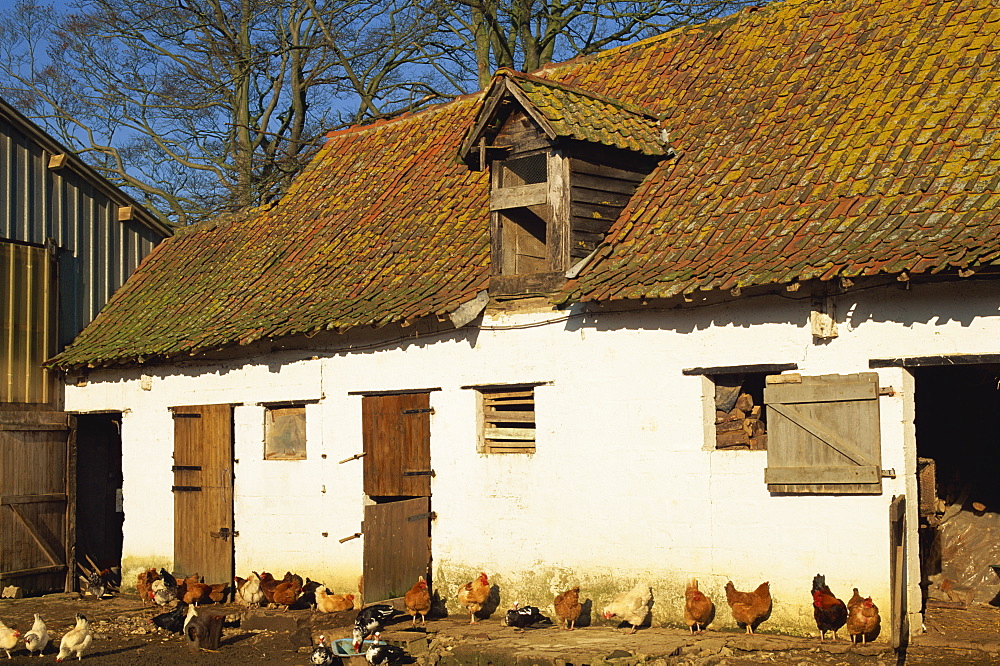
<box><xmin>480</xmin><ymin>386</ymin><xmax>535</xmax><ymax>454</ymax></box>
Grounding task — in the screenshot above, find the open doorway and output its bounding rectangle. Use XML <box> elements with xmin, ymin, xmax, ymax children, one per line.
<box><xmin>74</xmin><ymin>413</ymin><xmax>124</xmax><ymax>577</ymax></box>
<box><xmin>913</xmin><ymin>364</ymin><xmax>1000</xmax><ymax>614</ymax></box>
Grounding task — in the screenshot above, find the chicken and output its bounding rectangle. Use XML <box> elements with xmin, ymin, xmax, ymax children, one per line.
<box><xmin>183</xmin><ymin>603</ymin><xmax>225</xmax><ymax>652</ymax></box>
<box><xmin>310</xmin><ymin>635</ymin><xmax>335</xmax><ymax>665</ymax></box>
<box><xmin>151</xmin><ymin>601</ymin><xmax>189</xmax><ymax>634</ymax></box>
<box><xmin>365</xmin><ymin>632</ymin><xmax>407</xmax><ymax>666</ymax></box>
<box><xmin>208</xmin><ymin>582</ymin><xmax>230</xmax><ymax>603</ymax></box>
<box><xmin>55</xmin><ymin>613</ymin><xmax>93</xmax><ymax>662</ymax></box>
<box><xmin>151</xmin><ymin>568</ymin><xmax>178</xmax><ymax>606</ymax></box>
<box><xmin>503</xmin><ymin>604</ymin><xmax>550</xmax><ymax>628</ymax></box>
<box><xmin>684</xmin><ymin>579</ymin><xmax>713</xmax><ymax>634</ymax></box>
<box><xmin>0</xmin><ymin>619</ymin><xmax>20</xmax><ymax>659</ymax></box>
<box><xmin>811</xmin><ymin>574</ymin><xmax>847</xmax><ymax>641</ymax></box>
<box><xmin>24</xmin><ymin>613</ymin><xmax>49</xmax><ymax>656</ymax></box>
<box><xmin>456</xmin><ymin>572</ymin><xmax>491</xmax><ymax>624</ymax></box>
<box><xmin>315</xmin><ymin>586</ymin><xmax>355</xmax><ymax>613</ymax></box>
<box><xmin>404</xmin><ymin>576</ymin><xmax>431</xmax><ymax>626</ymax></box>
<box><xmin>235</xmin><ymin>572</ymin><xmax>265</xmax><ymax>608</ymax></box>
<box><xmin>136</xmin><ymin>568</ymin><xmax>160</xmax><ymax>606</ymax></box>
<box><xmin>259</xmin><ymin>571</ymin><xmax>281</xmax><ymax>605</ymax></box>
<box><xmin>846</xmin><ymin>589</ymin><xmax>880</xmax><ymax>644</ymax></box>
<box><xmin>272</xmin><ymin>573</ymin><xmax>304</xmax><ymax>609</ymax></box>
<box><xmin>181</xmin><ymin>574</ymin><xmax>213</xmax><ymax>605</ymax></box>
<box><xmin>79</xmin><ymin>568</ymin><xmax>110</xmax><ymax>599</ymax></box>
<box><xmin>352</xmin><ymin>604</ymin><xmax>397</xmax><ymax>651</ymax></box>
<box><xmin>602</xmin><ymin>581</ymin><xmax>651</xmax><ymax>634</ymax></box>
<box><xmin>291</xmin><ymin>578</ymin><xmax>323</xmax><ymax>610</ymax></box>
<box><xmin>554</xmin><ymin>586</ymin><xmax>582</xmax><ymax>631</ymax></box>
<box><xmin>724</xmin><ymin>581</ymin><xmax>771</xmax><ymax>634</ymax></box>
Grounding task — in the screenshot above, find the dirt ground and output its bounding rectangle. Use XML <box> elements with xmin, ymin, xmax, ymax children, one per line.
<box><xmin>0</xmin><ymin>592</ymin><xmax>998</xmax><ymax>665</ymax></box>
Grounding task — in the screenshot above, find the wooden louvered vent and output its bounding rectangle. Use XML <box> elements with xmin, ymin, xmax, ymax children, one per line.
<box><xmin>481</xmin><ymin>386</ymin><xmax>536</xmax><ymax>454</ymax></box>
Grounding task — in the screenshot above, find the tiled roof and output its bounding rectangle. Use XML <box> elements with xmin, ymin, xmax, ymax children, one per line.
<box><xmin>52</xmin><ymin>0</ymin><xmax>1000</xmax><ymax>368</ymax></box>
<box><xmin>467</xmin><ymin>69</ymin><xmax>668</xmax><ymax>156</ymax></box>
<box><xmin>50</xmin><ymin>100</ymin><xmax>490</xmax><ymax>368</ymax></box>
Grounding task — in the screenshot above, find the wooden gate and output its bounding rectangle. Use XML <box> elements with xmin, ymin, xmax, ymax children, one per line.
<box><xmin>361</xmin><ymin>392</ymin><xmax>433</xmax><ymax>602</ymax></box>
<box><xmin>0</xmin><ymin>409</ymin><xmax>73</xmax><ymax>594</ymax></box>
<box><xmin>764</xmin><ymin>372</ymin><xmax>884</xmax><ymax>494</ymax></box>
<box><xmin>172</xmin><ymin>404</ymin><xmax>234</xmax><ymax>584</ymax></box>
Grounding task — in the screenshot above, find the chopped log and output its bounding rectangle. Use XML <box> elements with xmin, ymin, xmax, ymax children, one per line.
<box><xmin>725</xmin><ymin>408</ymin><xmax>746</xmax><ymax>421</ymax></box>
<box><xmin>717</xmin><ymin>430</ymin><xmax>750</xmax><ymax>448</ymax></box>
<box><xmin>749</xmin><ymin>434</ymin><xmax>768</xmax><ymax>450</ymax></box>
<box><xmin>748</xmin><ymin>405</ymin><xmax>762</xmax><ymax>418</ymax></box>
<box><xmin>735</xmin><ymin>393</ymin><xmax>754</xmax><ymax>412</ymax></box>
<box><xmin>715</xmin><ymin>410</ymin><xmax>728</xmax><ymax>424</ymax></box>
<box><xmin>743</xmin><ymin>418</ymin><xmax>766</xmax><ymax>437</ymax></box>
<box><xmin>716</xmin><ymin>420</ymin><xmax>746</xmax><ymax>433</ymax></box>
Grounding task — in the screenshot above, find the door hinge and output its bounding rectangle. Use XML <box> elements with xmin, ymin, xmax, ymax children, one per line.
<box><xmin>881</xmin><ymin>468</ymin><xmax>897</xmax><ymax>479</ymax></box>
<box><xmin>172</xmin><ymin>413</ymin><xmax>201</xmax><ymax>418</ymax></box>
<box><xmin>878</xmin><ymin>386</ymin><xmax>895</xmax><ymax>397</ymax></box>
<box><xmin>407</xmin><ymin>511</ymin><xmax>437</xmax><ymax>522</ymax></box>
<box><xmin>211</xmin><ymin>527</ymin><xmax>238</xmax><ymax>540</ymax></box>
<box><xmin>403</xmin><ymin>469</ymin><xmax>435</xmax><ymax>477</ymax></box>
<box><xmin>171</xmin><ymin>486</ymin><xmax>202</xmax><ymax>492</ymax></box>
<box><xmin>171</xmin><ymin>465</ymin><xmax>202</xmax><ymax>471</ymax></box>
<box><xmin>402</xmin><ymin>408</ymin><xmax>435</xmax><ymax>415</ymax></box>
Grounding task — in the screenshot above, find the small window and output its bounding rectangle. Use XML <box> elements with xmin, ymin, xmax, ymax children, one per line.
<box><xmin>480</xmin><ymin>386</ymin><xmax>536</xmax><ymax>454</ymax></box>
<box><xmin>709</xmin><ymin>372</ymin><xmax>767</xmax><ymax>450</ymax></box>
<box><xmin>265</xmin><ymin>406</ymin><xmax>307</xmax><ymax>460</ymax></box>
<box><xmin>500</xmin><ymin>154</ymin><xmax>547</xmax><ymax>187</ymax></box>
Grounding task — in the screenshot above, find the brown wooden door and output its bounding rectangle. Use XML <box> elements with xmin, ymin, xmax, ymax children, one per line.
<box><xmin>363</xmin><ymin>497</ymin><xmax>431</xmax><ymax>603</ymax></box>
<box><xmin>362</xmin><ymin>393</ymin><xmax>432</xmax><ymax>498</ymax></box>
<box><xmin>0</xmin><ymin>409</ymin><xmax>73</xmax><ymax>594</ymax></box>
<box><xmin>361</xmin><ymin>392</ymin><xmax>433</xmax><ymax>603</ymax></box>
<box><xmin>172</xmin><ymin>404</ymin><xmax>234</xmax><ymax>583</ymax></box>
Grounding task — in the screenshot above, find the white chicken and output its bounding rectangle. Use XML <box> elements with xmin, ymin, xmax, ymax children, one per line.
<box><xmin>236</xmin><ymin>572</ymin><xmax>265</xmax><ymax>607</ymax></box>
<box><xmin>602</xmin><ymin>581</ymin><xmax>652</xmax><ymax>634</ymax></box>
<box><xmin>0</xmin><ymin>619</ymin><xmax>20</xmax><ymax>659</ymax></box>
<box><xmin>24</xmin><ymin>613</ymin><xmax>49</xmax><ymax>656</ymax></box>
<box><xmin>55</xmin><ymin>613</ymin><xmax>93</xmax><ymax>662</ymax></box>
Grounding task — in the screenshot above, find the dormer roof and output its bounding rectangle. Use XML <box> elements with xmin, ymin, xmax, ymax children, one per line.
<box><xmin>459</xmin><ymin>68</ymin><xmax>669</xmax><ymax>163</ymax></box>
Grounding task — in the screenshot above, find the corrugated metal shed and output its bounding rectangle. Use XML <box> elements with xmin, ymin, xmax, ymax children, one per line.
<box><xmin>0</xmin><ymin>97</ymin><xmax>172</xmax><ymax>349</ymax></box>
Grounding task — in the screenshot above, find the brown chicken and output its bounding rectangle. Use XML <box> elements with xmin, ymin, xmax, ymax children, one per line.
<box><xmin>208</xmin><ymin>582</ymin><xmax>230</xmax><ymax>603</ymax></box>
<box><xmin>846</xmin><ymin>588</ymin><xmax>880</xmax><ymax>644</ymax></box>
<box><xmin>136</xmin><ymin>568</ymin><xmax>160</xmax><ymax>607</ymax></box>
<box><xmin>273</xmin><ymin>573</ymin><xmax>304</xmax><ymax>609</ymax></box>
<box><xmin>554</xmin><ymin>586</ymin><xmax>582</xmax><ymax>631</ymax></box>
<box><xmin>812</xmin><ymin>574</ymin><xmax>847</xmax><ymax>641</ymax></box>
<box><xmin>725</xmin><ymin>581</ymin><xmax>771</xmax><ymax>634</ymax></box>
<box><xmin>404</xmin><ymin>576</ymin><xmax>432</xmax><ymax>626</ymax></box>
<box><xmin>456</xmin><ymin>572</ymin><xmax>490</xmax><ymax>624</ymax></box>
<box><xmin>181</xmin><ymin>573</ymin><xmax>213</xmax><ymax>605</ymax></box>
<box><xmin>315</xmin><ymin>586</ymin><xmax>355</xmax><ymax>613</ymax></box>
<box><xmin>684</xmin><ymin>579</ymin><xmax>713</xmax><ymax>634</ymax></box>
<box><xmin>259</xmin><ymin>572</ymin><xmax>281</xmax><ymax>605</ymax></box>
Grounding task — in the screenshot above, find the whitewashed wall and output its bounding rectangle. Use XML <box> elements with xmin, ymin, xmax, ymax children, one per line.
<box><xmin>64</xmin><ymin>279</ymin><xmax>1000</xmax><ymax>636</ymax></box>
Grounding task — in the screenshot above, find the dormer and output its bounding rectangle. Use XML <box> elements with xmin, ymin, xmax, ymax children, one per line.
<box><xmin>460</xmin><ymin>69</ymin><xmax>672</xmax><ymax>297</ymax></box>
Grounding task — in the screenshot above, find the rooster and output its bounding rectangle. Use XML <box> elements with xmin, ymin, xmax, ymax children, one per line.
<box><xmin>404</xmin><ymin>576</ymin><xmax>431</xmax><ymax>627</ymax></box>
<box><xmin>684</xmin><ymin>579</ymin><xmax>713</xmax><ymax>634</ymax></box>
<box><xmin>602</xmin><ymin>581</ymin><xmax>651</xmax><ymax>634</ymax></box>
<box><xmin>846</xmin><ymin>589</ymin><xmax>880</xmax><ymax>644</ymax></box>
<box><xmin>151</xmin><ymin>568</ymin><xmax>178</xmax><ymax>606</ymax></box>
<box><xmin>812</xmin><ymin>574</ymin><xmax>847</xmax><ymax>641</ymax></box>
<box><xmin>725</xmin><ymin>580</ymin><xmax>771</xmax><ymax>634</ymax></box>
<box><xmin>24</xmin><ymin>613</ymin><xmax>49</xmax><ymax>656</ymax></box>
<box><xmin>0</xmin><ymin>619</ymin><xmax>20</xmax><ymax>659</ymax></box>
<box><xmin>554</xmin><ymin>587</ymin><xmax>582</xmax><ymax>631</ymax></box>
<box><xmin>55</xmin><ymin>613</ymin><xmax>92</xmax><ymax>662</ymax></box>
<box><xmin>457</xmin><ymin>572</ymin><xmax>491</xmax><ymax>624</ymax></box>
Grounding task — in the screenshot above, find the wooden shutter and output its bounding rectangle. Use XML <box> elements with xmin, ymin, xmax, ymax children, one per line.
<box><xmin>482</xmin><ymin>386</ymin><xmax>535</xmax><ymax>454</ymax></box>
<box><xmin>362</xmin><ymin>497</ymin><xmax>431</xmax><ymax>603</ymax></box>
<box><xmin>763</xmin><ymin>373</ymin><xmax>883</xmax><ymax>494</ymax></box>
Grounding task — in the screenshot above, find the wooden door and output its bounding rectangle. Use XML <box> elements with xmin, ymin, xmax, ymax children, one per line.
<box><xmin>0</xmin><ymin>409</ymin><xmax>73</xmax><ymax>594</ymax></box>
<box><xmin>361</xmin><ymin>392</ymin><xmax>433</xmax><ymax>603</ymax></box>
<box><xmin>172</xmin><ymin>404</ymin><xmax>234</xmax><ymax>583</ymax></box>
<box><xmin>363</xmin><ymin>497</ymin><xmax>432</xmax><ymax>602</ymax></box>
<box><xmin>362</xmin><ymin>393</ymin><xmax>432</xmax><ymax>498</ymax></box>
<box><xmin>763</xmin><ymin>372</ymin><xmax>884</xmax><ymax>494</ymax></box>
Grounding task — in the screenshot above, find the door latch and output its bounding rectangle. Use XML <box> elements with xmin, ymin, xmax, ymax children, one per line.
<box><xmin>211</xmin><ymin>527</ymin><xmax>239</xmax><ymax>541</ymax></box>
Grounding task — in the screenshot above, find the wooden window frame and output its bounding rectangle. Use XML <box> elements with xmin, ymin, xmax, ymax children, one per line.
<box><xmin>478</xmin><ymin>385</ymin><xmax>536</xmax><ymax>454</ymax></box>
<box><xmin>264</xmin><ymin>404</ymin><xmax>307</xmax><ymax>460</ymax></box>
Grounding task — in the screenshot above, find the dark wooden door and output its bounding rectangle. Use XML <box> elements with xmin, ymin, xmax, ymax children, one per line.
<box><xmin>361</xmin><ymin>393</ymin><xmax>433</xmax><ymax>603</ymax></box>
<box><xmin>0</xmin><ymin>409</ymin><xmax>73</xmax><ymax>594</ymax></box>
<box><xmin>363</xmin><ymin>497</ymin><xmax>432</xmax><ymax>602</ymax></box>
<box><xmin>362</xmin><ymin>393</ymin><xmax>432</xmax><ymax>498</ymax></box>
<box><xmin>172</xmin><ymin>404</ymin><xmax>234</xmax><ymax>583</ymax></box>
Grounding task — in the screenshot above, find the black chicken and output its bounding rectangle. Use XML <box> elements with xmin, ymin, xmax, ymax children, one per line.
<box><xmin>503</xmin><ymin>604</ymin><xmax>551</xmax><ymax>628</ymax></box>
<box><xmin>352</xmin><ymin>604</ymin><xmax>397</xmax><ymax>651</ymax></box>
<box><xmin>153</xmin><ymin>568</ymin><xmax>179</xmax><ymax>606</ymax></box>
<box><xmin>151</xmin><ymin>601</ymin><xmax>189</xmax><ymax>633</ymax></box>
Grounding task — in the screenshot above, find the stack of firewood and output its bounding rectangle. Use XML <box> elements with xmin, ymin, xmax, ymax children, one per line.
<box><xmin>715</xmin><ymin>393</ymin><xmax>767</xmax><ymax>450</ymax></box>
